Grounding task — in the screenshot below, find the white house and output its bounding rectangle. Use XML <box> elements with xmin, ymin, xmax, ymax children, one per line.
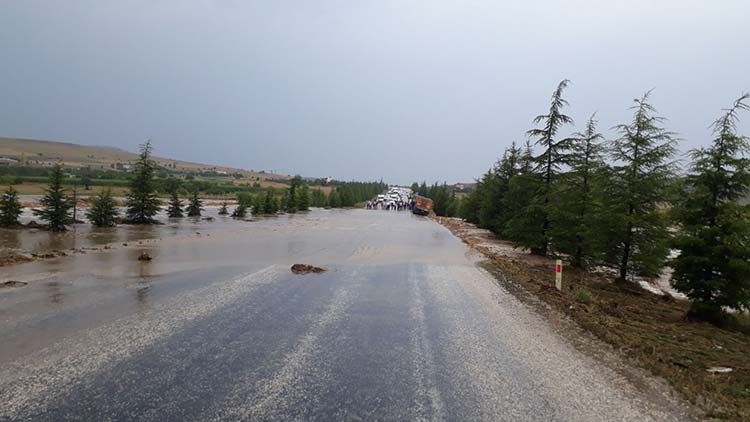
<box><xmin>0</xmin><ymin>157</ymin><xmax>19</xmax><ymax>166</ymax></box>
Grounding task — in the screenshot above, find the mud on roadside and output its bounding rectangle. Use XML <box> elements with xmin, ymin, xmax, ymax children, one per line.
<box><xmin>434</xmin><ymin>216</ymin><xmax>750</xmax><ymax>421</ymax></box>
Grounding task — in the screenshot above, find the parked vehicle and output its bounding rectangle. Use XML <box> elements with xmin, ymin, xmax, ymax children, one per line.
<box><xmin>412</xmin><ymin>195</ymin><xmax>433</xmax><ymax>216</ymax></box>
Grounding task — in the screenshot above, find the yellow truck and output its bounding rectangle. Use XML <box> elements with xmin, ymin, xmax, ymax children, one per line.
<box><xmin>412</xmin><ymin>195</ymin><xmax>433</xmax><ymax>216</ymax></box>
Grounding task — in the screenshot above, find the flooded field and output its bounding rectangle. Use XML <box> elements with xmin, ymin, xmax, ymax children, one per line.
<box><xmin>0</xmin><ymin>210</ymin><xmax>694</xmax><ymax>421</ymax></box>
<box><xmin>0</xmin><ymin>209</ymin><xmax>469</xmax><ymax>361</ymax></box>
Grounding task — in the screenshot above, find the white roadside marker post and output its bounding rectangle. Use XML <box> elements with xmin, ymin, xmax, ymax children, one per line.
<box><xmin>555</xmin><ymin>259</ymin><xmax>563</xmax><ymax>291</ymax></box>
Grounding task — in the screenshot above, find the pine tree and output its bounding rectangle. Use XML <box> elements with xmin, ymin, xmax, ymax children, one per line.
<box><xmin>261</xmin><ymin>189</ymin><xmax>275</xmax><ymax>214</ymax></box>
<box><xmin>285</xmin><ymin>176</ymin><xmax>302</xmax><ymax>213</ymax></box>
<box><xmin>297</xmin><ymin>185</ymin><xmax>311</xmax><ymax>211</ymax></box>
<box><xmin>477</xmin><ymin>143</ymin><xmax>522</xmax><ymax>234</ymax></box>
<box><xmin>431</xmin><ymin>183</ymin><xmax>452</xmax><ymax>216</ymax></box>
<box><xmin>549</xmin><ymin>114</ymin><xmax>606</xmax><ymax>268</ymax></box>
<box><xmin>167</xmin><ymin>191</ymin><xmax>184</xmax><ymax>218</ymax></box>
<box><xmin>186</xmin><ymin>191</ymin><xmax>203</xmax><ymax>217</ymax></box>
<box><xmin>446</xmin><ymin>192</ymin><xmax>459</xmax><ymax>217</ymax></box>
<box><xmin>328</xmin><ymin>190</ymin><xmax>341</xmax><ymax>208</ymax></box>
<box><xmin>520</xmin><ymin>139</ymin><xmax>535</xmax><ymax>173</ymax></box>
<box><xmin>503</xmin><ymin>168</ymin><xmax>544</xmax><ymax>249</ymax></box>
<box><xmin>0</xmin><ymin>186</ymin><xmax>23</xmax><ymax>227</ymax></box>
<box><xmin>86</xmin><ymin>188</ymin><xmax>119</xmax><ymax>227</ymax></box>
<box><xmin>33</xmin><ymin>165</ymin><xmax>73</xmax><ymax>231</ymax></box>
<box><xmin>252</xmin><ymin>194</ymin><xmax>264</xmax><ymax>215</ymax></box>
<box><xmin>519</xmin><ymin>79</ymin><xmax>575</xmax><ymax>255</ymax></box>
<box><xmin>125</xmin><ymin>141</ymin><xmax>161</xmax><ymax>224</ymax></box>
<box><xmin>311</xmin><ymin>188</ymin><xmax>328</xmax><ymax>207</ymax></box>
<box><xmin>282</xmin><ymin>189</ymin><xmax>295</xmax><ymax>213</ymax></box>
<box><xmin>607</xmin><ymin>91</ymin><xmax>677</xmax><ymax>280</ymax></box>
<box><xmin>218</xmin><ymin>200</ymin><xmax>229</xmax><ymax>215</ymax></box>
<box><xmin>339</xmin><ymin>188</ymin><xmax>353</xmax><ymax>207</ymax></box>
<box><xmin>458</xmin><ymin>185</ymin><xmax>481</xmax><ymax>223</ymax></box>
<box><xmin>671</xmin><ymin>93</ymin><xmax>750</xmax><ymax>321</ymax></box>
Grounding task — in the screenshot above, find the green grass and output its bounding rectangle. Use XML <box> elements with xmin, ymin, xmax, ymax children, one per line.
<box><xmin>574</xmin><ymin>288</ymin><xmax>593</xmax><ymax>304</ymax></box>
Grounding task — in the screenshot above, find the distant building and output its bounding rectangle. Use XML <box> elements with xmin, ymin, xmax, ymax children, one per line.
<box><xmin>0</xmin><ymin>157</ymin><xmax>19</xmax><ymax>166</ymax></box>
<box><xmin>454</xmin><ymin>183</ymin><xmax>465</xmax><ymax>191</ymax></box>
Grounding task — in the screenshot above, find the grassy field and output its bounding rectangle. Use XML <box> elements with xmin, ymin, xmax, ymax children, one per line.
<box><xmin>9</xmin><ymin>183</ymin><xmax>130</xmax><ymax>196</ymax></box>
<box><xmin>0</xmin><ymin>137</ymin><xmax>290</xmax><ymax>182</ymax></box>
<box><xmin>5</xmin><ymin>181</ymin><xmax>326</xmax><ymax>197</ymax></box>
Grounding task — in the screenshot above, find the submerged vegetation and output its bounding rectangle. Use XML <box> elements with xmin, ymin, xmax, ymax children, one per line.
<box><xmin>167</xmin><ymin>190</ymin><xmax>184</xmax><ymax>218</ymax></box>
<box><xmin>86</xmin><ymin>188</ymin><xmax>118</xmax><ymax>227</ymax></box>
<box><xmin>186</xmin><ymin>190</ymin><xmax>203</xmax><ymax>217</ymax></box>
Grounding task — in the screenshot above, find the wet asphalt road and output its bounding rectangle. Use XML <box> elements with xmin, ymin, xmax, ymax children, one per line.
<box><xmin>0</xmin><ymin>210</ymin><xmax>692</xmax><ymax>421</ymax></box>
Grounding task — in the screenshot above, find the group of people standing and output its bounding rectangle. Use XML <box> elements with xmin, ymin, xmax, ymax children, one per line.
<box><xmin>365</xmin><ymin>199</ymin><xmax>414</xmax><ymax>211</ymax></box>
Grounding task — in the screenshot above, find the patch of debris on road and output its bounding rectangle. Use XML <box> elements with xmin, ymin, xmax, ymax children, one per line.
<box><xmin>0</xmin><ymin>254</ymin><xmax>34</xmax><ymax>267</ymax></box>
<box><xmin>434</xmin><ymin>216</ymin><xmax>750</xmax><ymax>421</ymax></box>
<box><xmin>1</xmin><ymin>280</ymin><xmax>28</xmax><ymax>288</ymax></box>
<box><xmin>0</xmin><ymin>250</ymin><xmax>72</xmax><ymax>267</ymax></box>
<box><xmin>290</xmin><ymin>264</ymin><xmax>327</xmax><ymax>274</ymax></box>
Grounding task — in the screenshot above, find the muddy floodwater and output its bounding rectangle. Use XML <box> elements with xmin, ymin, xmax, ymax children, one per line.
<box><xmin>0</xmin><ymin>209</ymin><xmax>694</xmax><ymax>421</ymax></box>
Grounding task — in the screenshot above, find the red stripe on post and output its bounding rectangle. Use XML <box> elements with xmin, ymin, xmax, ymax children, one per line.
<box><xmin>556</xmin><ymin>264</ymin><xmax>562</xmax><ymax>273</ymax></box>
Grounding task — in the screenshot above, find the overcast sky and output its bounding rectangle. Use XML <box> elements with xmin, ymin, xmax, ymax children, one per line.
<box><xmin>1</xmin><ymin>1</ymin><xmax>748</xmax><ymax>184</ymax></box>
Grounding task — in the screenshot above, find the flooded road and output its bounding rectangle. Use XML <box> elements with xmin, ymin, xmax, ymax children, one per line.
<box><xmin>0</xmin><ymin>210</ymin><xmax>692</xmax><ymax>421</ymax></box>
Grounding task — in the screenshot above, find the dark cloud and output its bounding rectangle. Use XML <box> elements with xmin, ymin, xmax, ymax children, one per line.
<box><xmin>1</xmin><ymin>1</ymin><xmax>748</xmax><ymax>184</ymax></box>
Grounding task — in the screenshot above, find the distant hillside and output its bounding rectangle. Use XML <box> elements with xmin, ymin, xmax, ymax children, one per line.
<box><xmin>0</xmin><ymin>137</ymin><xmax>290</xmax><ymax>182</ymax></box>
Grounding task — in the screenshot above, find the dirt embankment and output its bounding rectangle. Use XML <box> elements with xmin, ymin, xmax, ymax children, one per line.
<box><xmin>435</xmin><ymin>216</ymin><xmax>750</xmax><ymax>421</ymax></box>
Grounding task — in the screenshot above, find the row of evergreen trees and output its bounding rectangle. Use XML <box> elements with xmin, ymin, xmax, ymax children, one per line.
<box><xmin>327</xmin><ymin>181</ymin><xmax>387</xmax><ymax>207</ymax></box>
<box><xmin>167</xmin><ymin>190</ymin><xmax>204</xmax><ymax>218</ymax></box>
<box><xmin>233</xmin><ymin>180</ymin><xmax>387</xmax><ymax>216</ymax></box>
<box><xmin>240</xmin><ymin>180</ymin><xmax>387</xmax><ymax>212</ymax></box>
<box><xmin>0</xmin><ymin>141</ymin><xmax>191</xmax><ymax>229</ymax></box>
<box><xmin>458</xmin><ymin>80</ymin><xmax>750</xmax><ymax>321</ymax></box>
<box><xmin>410</xmin><ymin>182</ymin><xmax>460</xmax><ymax>217</ymax></box>
<box><xmin>1</xmin><ymin>141</ymin><xmax>388</xmax><ymax>229</ymax></box>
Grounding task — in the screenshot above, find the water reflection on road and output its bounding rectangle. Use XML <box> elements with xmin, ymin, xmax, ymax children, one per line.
<box><xmin>0</xmin><ymin>208</ymin><xmax>462</xmax><ymax>362</ymax></box>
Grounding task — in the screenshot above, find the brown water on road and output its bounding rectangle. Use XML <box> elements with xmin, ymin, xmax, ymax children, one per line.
<box><xmin>0</xmin><ymin>209</ymin><xmax>693</xmax><ymax>422</ymax></box>
<box><xmin>1</xmin><ymin>207</ymin><xmax>471</xmax><ymax>278</ymax></box>
<box><xmin>0</xmin><ymin>209</ymin><xmax>470</xmax><ymax>362</ymax></box>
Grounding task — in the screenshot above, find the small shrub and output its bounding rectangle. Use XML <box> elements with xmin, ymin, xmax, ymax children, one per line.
<box><xmin>575</xmin><ymin>288</ymin><xmax>593</xmax><ymax>305</ymax></box>
<box><xmin>231</xmin><ymin>204</ymin><xmax>247</xmax><ymax>218</ymax></box>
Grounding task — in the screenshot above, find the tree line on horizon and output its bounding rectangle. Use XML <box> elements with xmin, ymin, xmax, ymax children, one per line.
<box><xmin>0</xmin><ymin>160</ymin><xmax>268</xmax><ymax>197</ymax></box>
<box><xmin>445</xmin><ymin>80</ymin><xmax>749</xmax><ymax>323</ymax></box>
<box><xmin>0</xmin><ymin>141</ymin><xmax>386</xmax><ymax>229</ymax></box>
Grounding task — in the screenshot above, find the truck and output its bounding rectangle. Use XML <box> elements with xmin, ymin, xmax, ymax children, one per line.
<box><xmin>412</xmin><ymin>195</ymin><xmax>433</xmax><ymax>216</ymax></box>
